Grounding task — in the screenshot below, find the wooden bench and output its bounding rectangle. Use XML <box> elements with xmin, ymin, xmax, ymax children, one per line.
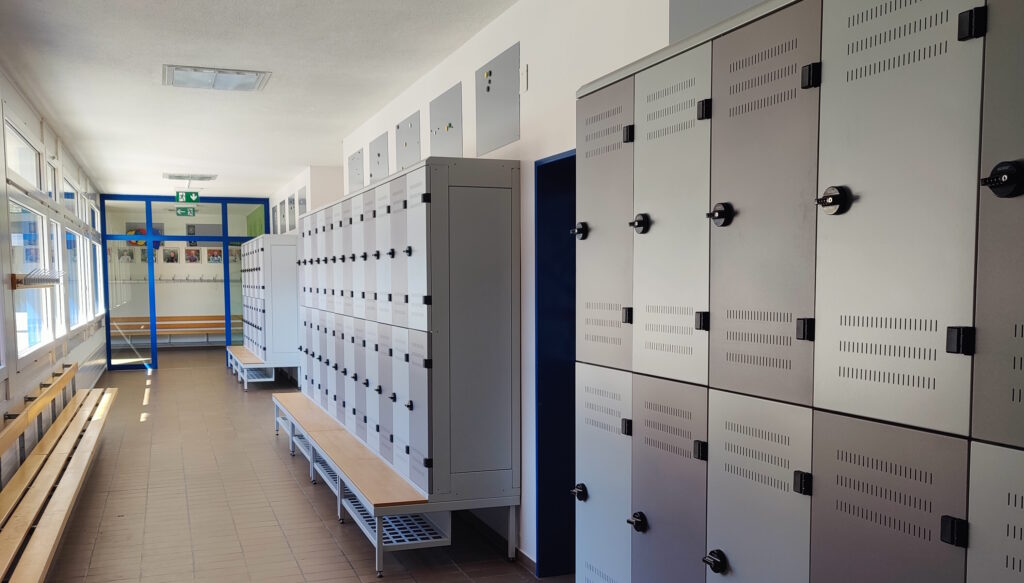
<box><xmin>272</xmin><ymin>393</ymin><xmax>441</xmax><ymax>578</ymax></box>
<box><xmin>110</xmin><ymin>315</ymin><xmax>242</xmax><ymax>343</ymax></box>
<box><xmin>226</xmin><ymin>345</ymin><xmax>277</xmax><ymax>391</ymax></box>
<box><xmin>0</xmin><ymin>364</ymin><xmax>118</xmax><ymax>582</ymax></box>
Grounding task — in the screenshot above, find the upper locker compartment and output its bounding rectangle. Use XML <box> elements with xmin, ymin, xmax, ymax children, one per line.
<box><xmin>576</xmin><ymin>78</ymin><xmax>635</xmax><ymax>372</ymax></box>
<box><xmin>632</xmin><ymin>43</ymin><xmax>711</xmax><ymax>385</ymax></box>
<box><xmin>405</xmin><ymin>167</ymin><xmax>432</xmax><ymax>332</ymax></box>
<box><xmin>815</xmin><ymin>0</ymin><xmax>985</xmax><ymax>435</ymax></box>
<box><xmin>974</xmin><ymin>0</ymin><xmax>1024</xmax><ymax>449</ymax></box>
<box><xmin>709</xmin><ymin>0</ymin><xmax>821</xmax><ymax>405</ymax></box>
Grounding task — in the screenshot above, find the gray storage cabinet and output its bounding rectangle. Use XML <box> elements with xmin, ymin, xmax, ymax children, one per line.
<box><xmin>240</xmin><ymin>235</ymin><xmax>298</xmax><ymax>367</ymax></box>
<box><xmin>967</xmin><ymin>443</ymin><xmax>1024</xmax><ymax>582</ymax></box>
<box><xmin>296</xmin><ymin>157</ymin><xmax>520</xmax><ymax>507</ymax></box>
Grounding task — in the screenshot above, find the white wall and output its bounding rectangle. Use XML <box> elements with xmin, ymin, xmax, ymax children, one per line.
<box><xmin>270</xmin><ymin>165</ymin><xmax>345</xmax><ymax>234</ymax></box>
<box><xmin>669</xmin><ymin>0</ymin><xmax>769</xmax><ymax>43</ymax></box>
<box><xmin>340</xmin><ymin>0</ymin><xmax>671</xmax><ymax>562</ymax></box>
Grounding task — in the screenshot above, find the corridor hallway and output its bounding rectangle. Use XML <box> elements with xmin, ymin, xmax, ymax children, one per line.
<box><xmin>50</xmin><ymin>348</ymin><xmax>547</xmax><ymax>583</ymax></box>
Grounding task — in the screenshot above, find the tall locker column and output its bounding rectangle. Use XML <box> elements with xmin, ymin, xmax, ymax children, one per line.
<box><xmin>631</xmin><ymin>43</ymin><xmax>711</xmax><ymax>384</ymax></box>
<box><xmin>575</xmin><ymin>79</ymin><xmax>634</xmax><ymax>372</ymax></box>
<box><xmin>362</xmin><ymin>191</ymin><xmax>378</xmax><ymax>322</ymax></box>
<box><xmin>341</xmin><ymin>199</ymin><xmax>354</xmax><ymax>316</ymax></box>
<box><xmin>375</xmin><ymin>185</ymin><xmax>392</xmax><ymax>325</ymax></box>
<box><xmin>389</xmin><ymin>177</ymin><xmax>409</xmax><ymax>328</ymax></box>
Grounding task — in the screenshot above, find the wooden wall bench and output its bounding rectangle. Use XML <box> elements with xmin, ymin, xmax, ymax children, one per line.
<box><xmin>0</xmin><ymin>363</ymin><xmax>118</xmax><ymax>582</ymax></box>
<box><xmin>110</xmin><ymin>315</ymin><xmax>242</xmax><ymax>345</ymax></box>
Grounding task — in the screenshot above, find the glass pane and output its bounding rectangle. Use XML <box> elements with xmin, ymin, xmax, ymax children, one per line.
<box><xmin>104</xmin><ymin>200</ymin><xmax>148</xmax><ymax>235</ymax></box>
<box><xmin>154</xmin><ymin>237</ymin><xmax>228</xmax><ymax>348</ymax></box>
<box><xmin>227</xmin><ymin>203</ymin><xmax>263</xmax><ymax>237</ymax></box>
<box><xmin>92</xmin><ymin>242</ymin><xmax>104</xmax><ymax>315</ymax></box>
<box><xmin>49</xmin><ymin>221</ymin><xmax>65</xmax><ymax>337</ymax></box>
<box><xmin>45</xmin><ymin>165</ymin><xmax>56</xmax><ymax>200</ymax></box>
<box><xmin>107</xmin><ymin>239</ymin><xmax>152</xmax><ymax>366</ymax></box>
<box><xmin>288</xmin><ymin>195</ymin><xmax>296</xmax><ymax>231</ymax></box>
<box><xmin>10</xmin><ymin>202</ymin><xmax>52</xmax><ymax>354</ymax></box>
<box><xmin>62</xmin><ymin>178</ymin><xmax>77</xmax><ymax>213</ymax></box>
<box><xmin>271</xmin><ymin>206</ymin><xmax>278</xmax><ymax>234</ymax></box>
<box><xmin>90</xmin><ymin>206</ymin><xmax>98</xmax><ymax>229</ymax></box>
<box><xmin>4</xmin><ymin>124</ymin><xmax>39</xmax><ymax>189</ymax></box>
<box><xmin>66</xmin><ymin>230</ymin><xmax>87</xmax><ymax>328</ymax></box>
<box><xmin>151</xmin><ymin>201</ymin><xmax>222</xmax><ymax>239</ymax></box>
<box><xmin>298</xmin><ymin>186</ymin><xmax>308</xmax><ymax>216</ymax></box>
<box><xmin>278</xmin><ymin>201</ymin><xmax>286</xmax><ymax>232</ymax></box>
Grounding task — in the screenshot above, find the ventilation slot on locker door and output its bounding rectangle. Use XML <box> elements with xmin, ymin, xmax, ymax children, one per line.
<box><xmin>724</xmin><ymin>309</ymin><xmax>795</xmax><ymax>370</ymax></box>
<box><xmin>643</xmin><ymin>78</ymin><xmax>697</xmax><ymax>141</ymax></box>
<box><xmin>729</xmin><ymin>38</ymin><xmax>798</xmax><ymax>73</ymax></box>
<box><xmin>583</xmin><ymin>106</ymin><xmax>624</xmax><ymax>159</ymax></box>
<box><xmin>582</xmin><ymin>384</ymin><xmax>623</xmax><ymax>436</ymax></box>
<box><xmin>843</xmin><ymin>1</ymin><xmax>952</xmax><ymax>84</ymax></box>
<box><xmin>847</xmin><ymin>10</ymin><xmax>950</xmax><ymax>56</ymax></box>
<box><xmin>836</xmin><ymin>314</ymin><xmax>941</xmax><ymax>391</ymax></box>
<box><xmin>585</xmin><ymin>561</ymin><xmax>621</xmax><ymax>583</ymax></box>
<box><xmin>641</xmin><ymin>400</ymin><xmax>694</xmax><ymax>459</ymax></box>
<box><xmin>847</xmin><ymin>0</ymin><xmax>925</xmax><ymax>29</ymax></box>
<box><xmin>727</xmin><ymin>56</ymin><xmax>800</xmax><ymax>119</ymax></box>
<box><xmin>1006</xmin><ymin>492</ymin><xmax>1024</xmax><ymax>574</ymax></box>
<box><xmin>641</xmin><ymin>304</ymin><xmax>695</xmax><ymax>357</ymax></box>
<box><xmin>721</xmin><ymin>419</ymin><xmax>794</xmax><ymax>493</ymax></box>
<box><xmin>1012</xmin><ymin>325</ymin><xmax>1024</xmax><ymax>407</ymax></box>
<box><xmin>583</xmin><ymin>301</ymin><xmax>624</xmax><ymax>348</ymax></box>
<box><xmin>833</xmin><ymin>451</ymin><xmax>936</xmax><ymax>542</ymax></box>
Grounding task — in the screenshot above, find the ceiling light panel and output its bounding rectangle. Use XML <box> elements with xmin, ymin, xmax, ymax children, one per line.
<box><xmin>162</xmin><ymin>172</ymin><xmax>218</xmax><ymax>181</ymax></box>
<box><xmin>162</xmin><ymin>65</ymin><xmax>270</xmax><ymax>92</ymax></box>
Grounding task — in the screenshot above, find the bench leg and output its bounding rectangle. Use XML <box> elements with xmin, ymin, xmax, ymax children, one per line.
<box><xmin>507</xmin><ymin>505</ymin><xmax>518</xmax><ymax>561</ymax></box>
<box><xmin>243</xmin><ymin>371</ymin><xmax>249</xmax><ymax>392</ymax></box>
<box><xmin>375</xmin><ymin>516</ymin><xmax>384</xmax><ymax>577</ymax></box>
<box><xmin>274</xmin><ymin>404</ymin><xmax>279</xmax><ymax>436</ymax></box>
<box><xmin>289</xmin><ymin>422</ymin><xmax>296</xmax><ymax>456</ymax></box>
<box><xmin>337</xmin><ymin>482</ymin><xmax>344</xmax><ymax>522</ymax></box>
<box><xmin>310</xmin><ymin>449</ymin><xmax>317</xmax><ymax>484</ymax></box>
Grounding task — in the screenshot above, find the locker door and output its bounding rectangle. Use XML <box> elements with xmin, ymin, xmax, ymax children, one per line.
<box><xmin>576</xmin><ymin>78</ymin><xmax>634</xmax><ymax>372</ymax></box>
<box><xmin>407</xmin><ymin>329</ymin><xmax>432</xmax><ymax>492</ymax></box>
<box><xmin>341</xmin><ymin>199</ymin><xmax>354</xmax><ymax>316</ymax></box>
<box><xmin>390</xmin><ymin>175</ymin><xmax>409</xmax><ymax>327</ymax></box>
<box><xmin>319</xmin><ymin>311</ymin><xmax>330</xmax><ymax>409</ymax></box>
<box><xmin>631</xmin><ymin>375</ymin><xmax>707</xmax><ymax>583</ymax></box>
<box><xmin>815</xmin><ymin>0</ymin><xmax>984</xmax><ymax>435</ymax></box>
<box><xmin>364</xmin><ymin>322</ymin><xmax>380</xmax><ymax>454</ymax></box>
<box><xmin>706</xmin><ymin>389</ymin><xmax>812</xmax><ymax>583</ymax></box>
<box><xmin>377</xmin><ymin>324</ymin><xmax>394</xmax><ymax>463</ymax></box>
<box><xmin>353</xmin><ymin>318</ymin><xmax>367</xmax><ymax>441</ymax></box>
<box><xmin>632</xmin><ymin>43</ymin><xmax>711</xmax><ymax>384</ymax></box>
<box><xmin>973</xmin><ymin>0</ymin><xmax>1024</xmax><ymax>449</ymax></box>
<box><xmin>574</xmin><ymin>363</ymin><xmax>631</xmax><ymax>583</ymax></box>
<box><xmin>351</xmin><ymin>196</ymin><xmax>365</xmax><ymax>318</ymax></box>
<box><xmin>310</xmin><ymin>214</ymin><xmax>321</xmax><ymax>310</ymax></box>
<box><xmin>811</xmin><ymin>411</ymin><xmax>968</xmax><ymax>583</ymax></box>
<box><xmin>312</xmin><ymin>310</ymin><xmax>322</xmax><ymax>398</ymax></box>
<box><xmin>318</xmin><ymin>210</ymin><xmax>329</xmax><ymax>310</ymax></box>
<box><xmin>331</xmin><ymin>203</ymin><xmax>344</xmax><ymax>314</ymax></box>
<box><xmin>343</xmin><ymin>317</ymin><xmax>358</xmax><ymax>435</ymax></box>
<box><xmin>334</xmin><ymin>313</ymin><xmax>346</xmax><ymax>425</ymax></box>
<box><xmin>406</xmin><ymin>168</ymin><xmax>431</xmax><ymax>332</ymax></box>
<box><xmin>299</xmin><ymin>307</ymin><xmax>309</xmax><ymax>397</ymax></box>
<box><xmin>301</xmin><ymin>216</ymin><xmax>312</xmax><ymax>307</ymax></box>
<box><xmin>391</xmin><ymin>326</ymin><xmax>411</xmax><ymax>479</ymax></box>
<box><xmin>362</xmin><ymin>191</ymin><xmax>378</xmax><ymax>322</ymax></box>
<box><xmin>967</xmin><ymin>442</ymin><xmax>1024</xmax><ymax>582</ymax></box>
<box><xmin>375</xmin><ymin>184</ymin><xmax>392</xmax><ymax>325</ymax></box>
<box><xmin>709</xmin><ymin>0</ymin><xmax>820</xmax><ymax>405</ymax></box>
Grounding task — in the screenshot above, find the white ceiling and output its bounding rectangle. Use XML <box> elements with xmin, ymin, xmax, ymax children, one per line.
<box><xmin>0</xmin><ymin>0</ymin><xmax>516</xmax><ymax>197</ymax></box>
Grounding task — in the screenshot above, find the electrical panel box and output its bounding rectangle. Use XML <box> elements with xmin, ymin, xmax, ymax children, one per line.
<box><xmin>968</xmin><ymin>442</ymin><xmax>1024</xmax><ymax>582</ymax></box>
<box><xmin>430</xmin><ymin>83</ymin><xmax>463</xmax><ymax>157</ymax></box>
<box><xmin>575</xmin><ymin>78</ymin><xmax>635</xmax><ymax>372</ymax></box>
<box><xmin>706</xmin><ymin>389</ymin><xmax>812</xmax><ymax>583</ymax></box>
<box><xmin>368</xmin><ymin>132</ymin><xmax>389</xmax><ymax>185</ymax></box>
<box><xmin>814</xmin><ymin>0</ymin><xmax>984</xmax><ymax>436</ymax></box>
<box><xmin>810</xmin><ymin>411</ymin><xmax>968</xmax><ymax>583</ymax></box>
<box><xmin>240</xmin><ymin>235</ymin><xmax>298</xmax><ymax>367</ymax></box>
<box><xmin>296</xmin><ymin>157</ymin><xmax>520</xmax><ymax>505</ymax></box>
<box><xmin>632</xmin><ymin>43</ymin><xmax>711</xmax><ymax>385</ymax></box>
<box><xmin>973</xmin><ymin>0</ymin><xmax>1024</xmax><ymax>449</ymax></box>
<box><xmin>709</xmin><ymin>0</ymin><xmax>820</xmax><ymax>405</ymax></box>
<box><xmin>395</xmin><ymin>111</ymin><xmax>421</xmax><ymax>171</ymax></box>
<box><xmin>348</xmin><ymin>148</ymin><xmax>364</xmax><ymax>193</ymax></box>
<box><xmin>476</xmin><ymin>43</ymin><xmax>520</xmax><ymax>156</ymax></box>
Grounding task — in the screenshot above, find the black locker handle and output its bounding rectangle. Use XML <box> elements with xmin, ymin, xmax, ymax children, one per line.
<box><xmin>405</xmin><ymin>400</ymin><xmax>414</xmax><ymax>411</ymax></box>
<box><xmin>817</xmin><ymin>186</ymin><xmax>853</xmax><ymax>215</ymax></box>
<box><xmin>706</xmin><ymin>202</ymin><xmax>735</xmax><ymax>227</ymax></box>
<box><xmin>703</xmin><ymin>550</ymin><xmax>729</xmax><ymax>574</ymax></box>
<box><xmin>626</xmin><ymin>512</ymin><xmax>648</xmax><ymax>533</ymax></box>
<box><xmin>570</xmin><ymin>483</ymin><xmax>588</xmax><ymax>501</ymax></box>
<box><xmin>570</xmin><ymin>222</ymin><xmax>589</xmax><ymax>240</ymax></box>
<box><xmin>362</xmin><ymin>379</ymin><xmax>370</xmax><ymax>387</ymax></box>
<box><xmin>628</xmin><ymin>213</ymin><xmax>651</xmax><ymax>234</ymax></box>
<box><xmin>387</xmin><ymin>248</ymin><xmax>396</xmax><ymax>258</ymax></box>
<box><xmin>375</xmin><ymin>385</ymin><xmax>383</xmax><ymax>395</ymax></box>
<box><xmin>981</xmin><ymin>160</ymin><xmax>1024</xmax><ymax>198</ymax></box>
<box><xmin>403</xmin><ymin>246</ymin><xmax>413</xmax><ymax>256</ymax></box>
<box><xmin>390</xmin><ymin>393</ymin><xmax>397</xmax><ymax>402</ymax></box>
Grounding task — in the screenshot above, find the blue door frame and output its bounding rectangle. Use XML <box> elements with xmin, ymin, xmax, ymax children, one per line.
<box><xmin>101</xmin><ymin>194</ymin><xmax>270</xmax><ymax>370</ymax></box>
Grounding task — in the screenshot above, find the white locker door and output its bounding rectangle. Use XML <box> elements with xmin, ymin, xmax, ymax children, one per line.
<box><xmin>575</xmin><ymin>363</ymin><xmax>632</xmax><ymax>583</ymax></box>
<box><xmin>341</xmin><ymin>199</ymin><xmax>354</xmax><ymax>316</ymax></box>
<box><xmin>968</xmin><ymin>442</ymin><xmax>1024</xmax><ymax>583</ymax></box>
<box><xmin>375</xmin><ymin>185</ymin><xmax>392</xmax><ymax>325</ymax></box>
<box><xmin>389</xmin><ymin>177</ymin><xmax>409</xmax><ymax>327</ymax></box>
<box><xmin>364</xmin><ymin>321</ymin><xmax>380</xmax><ymax>454</ymax></box>
<box><xmin>362</xmin><ymin>191</ymin><xmax>378</xmax><ymax>322</ymax></box>
<box><xmin>321</xmin><ymin>310</ymin><xmax>333</xmax><ymax>410</ymax></box>
<box><xmin>406</xmin><ymin>168</ymin><xmax>431</xmax><ymax>332</ymax></box>
<box><xmin>407</xmin><ymin>329</ymin><xmax>432</xmax><ymax>492</ymax></box>
<box><xmin>331</xmin><ymin>203</ymin><xmax>345</xmax><ymax>314</ymax></box>
<box><xmin>391</xmin><ymin>326</ymin><xmax>411</xmax><ymax>479</ymax></box>
<box><xmin>351</xmin><ymin>196</ymin><xmax>365</xmax><ymax>318</ymax></box>
<box><xmin>343</xmin><ymin>316</ymin><xmax>358</xmax><ymax>435</ymax></box>
<box><xmin>815</xmin><ymin>0</ymin><xmax>984</xmax><ymax>435</ymax></box>
<box><xmin>316</xmin><ymin>210</ymin><xmax>329</xmax><ymax>311</ymax></box>
<box><xmin>301</xmin><ymin>216</ymin><xmax>312</xmax><ymax>307</ymax></box>
<box><xmin>377</xmin><ymin>324</ymin><xmax>394</xmax><ymax>463</ymax></box>
<box><xmin>333</xmin><ymin>313</ymin><xmax>346</xmax><ymax>425</ymax></box>
<box><xmin>632</xmin><ymin>42</ymin><xmax>712</xmax><ymax>385</ymax></box>
<box><xmin>706</xmin><ymin>389</ymin><xmax>812</xmax><ymax>583</ymax></box>
<box><xmin>309</xmin><ymin>215</ymin><xmax>320</xmax><ymax>310</ymax></box>
<box><xmin>310</xmin><ymin>309</ymin><xmax>321</xmax><ymax>400</ymax></box>
<box><xmin>353</xmin><ymin>318</ymin><xmax>367</xmax><ymax>441</ymax></box>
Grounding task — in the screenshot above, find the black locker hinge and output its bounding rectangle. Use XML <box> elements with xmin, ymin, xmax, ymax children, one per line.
<box><xmin>801</xmin><ymin>62</ymin><xmax>822</xmax><ymax>89</ymax></box>
<box><xmin>405</xmin><ymin>445</ymin><xmax>410</xmax><ymax>454</ymax></box>
<box><xmin>621</xmin><ymin>418</ymin><xmax>633</xmax><ymax>436</ymax></box>
<box><xmin>693</xmin><ymin>440</ymin><xmax>709</xmax><ymax>462</ymax></box>
<box><xmin>695</xmin><ymin>311</ymin><xmax>710</xmax><ymax>332</ymax></box>
<box><xmin>697</xmin><ymin>98</ymin><xmax>712</xmax><ymax>120</ymax></box>
<box><xmin>793</xmin><ymin>471</ymin><xmax>813</xmax><ymax>496</ymax></box>
<box><xmin>957</xmin><ymin>6</ymin><xmax>987</xmax><ymax>41</ymax></box>
<box><xmin>621</xmin><ymin>307</ymin><xmax>633</xmax><ymax>325</ymax></box>
<box><xmin>389</xmin><ymin>434</ymin><xmax>394</xmax><ymax>443</ymax></box>
<box><xmin>940</xmin><ymin>516</ymin><xmax>969</xmax><ymax>548</ymax></box>
<box><xmin>796</xmin><ymin>318</ymin><xmax>815</xmax><ymax>341</ymax></box>
<box><xmin>622</xmin><ymin>124</ymin><xmax>635</xmax><ymax>143</ymax></box>
<box><xmin>421</xmin><ymin>192</ymin><xmax>431</xmax><ymax>203</ymax></box>
<box><xmin>423</xmin><ymin>295</ymin><xmax>432</xmax><ymax>305</ymax></box>
<box><xmin>423</xmin><ymin>458</ymin><xmax>433</xmax><ymax>468</ymax></box>
<box><xmin>422</xmin><ymin>358</ymin><xmax>433</xmax><ymax>369</ymax></box>
<box><xmin>946</xmin><ymin>326</ymin><xmax>976</xmax><ymax>355</ymax></box>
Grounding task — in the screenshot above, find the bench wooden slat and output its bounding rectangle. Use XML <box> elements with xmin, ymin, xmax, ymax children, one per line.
<box><xmin>30</xmin><ymin>390</ymin><xmax>90</xmax><ymax>459</ymax></box>
<box><xmin>227</xmin><ymin>346</ymin><xmax>263</xmax><ymax>365</ymax></box>
<box><xmin>0</xmin><ymin>365</ymin><xmax>78</xmax><ymax>457</ymax></box>
<box><xmin>273</xmin><ymin>393</ymin><xmax>349</xmax><ymax>432</ymax></box>
<box><xmin>8</xmin><ymin>388</ymin><xmax>117</xmax><ymax>583</ymax></box>
<box><xmin>112</xmin><ymin>315</ymin><xmax>241</xmax><ymax>323</ymax></box>
<box><xmin>0</xmin><ymin>389</ymin><xmax>104</xmax><ymax>577</ymax></box>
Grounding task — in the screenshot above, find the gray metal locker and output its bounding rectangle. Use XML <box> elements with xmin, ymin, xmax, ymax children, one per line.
<box><xmin>375</xmin><ymin>185</ymin><xmax>392</xmax><ymax>325</ymax></box>
<box><xmin>706</xmin><ymin>389</ymin><xmax>812</xmax><ymax>582</ymax></box>
<box><xmin>316</xmin><ymin>210</ymin><xmax>328</xmax><ymax>311</ymax></box>
<box><xmin>341</xmin><ymin>199</ymin><xmax>354</xmax><ymax>316</ymax></box>
<box><xmin>334</xmin><ymin>313</ymin><xmax>347</xmax><ymax>425</ymax></box>
<box><xmin>575</xmin><ymin>363</ymin><xmax>632</xmax><ymax>583</ymax></box>
<box><xmin>343</xmin><ymin>316</ymin><xmax>358</xmax><ymax>436</ymax></box>
<box><xmin>300</xmin><ymin>216</ymin><xmax>312</xmax><ymax>307</ymax></box>
<box><xmin>406</xmin><ymin>168</ymin><xmax>431</xmax><ymax>332</ymax></box>
<box><xmin>632</xmin><ymin>43</ymin><xmax>711</xmax><ymax>385</ymax></box>
<box><xmin>709</xmin><ymin>0</ymin><xmax>821</xmax><ymax>405</ymax></box>
<box><xmin>967</xmin><ymin>442</ymin><xmax>1024</xmax><ymax>582</ymax></box>
<box><xmin>973</xmin><ymin>0</ymin><xmax>1024</xmax><ymax>449</ymax></box>
<box><xmin>815</xmin><ymin>0</ymin><xmax>984</xmax><ymax>435</ymax></box>
<box><xmin>362</xmin><ymin>191</ymin><xmax>378</xmax><ymax>322</ymax></box>
<box><xmin>331</xmin><ymin>203</ymin><xmax>345</xmax><ymax>314</ymax></box>
<box><xmin>377</xmin><ymin>324</ymin><xmax>394</xmax><ymax>463</ymax></box>
<box><xmin>631</xmin><ymin>374</ymin><xmax>707</xmax><ymax>583</ymax></box>
<box><xmin>810</xmin><ymin>411</ymin><xmax>968</xmax><ymax>583</ymax></box>
<box><xmin>351</xmin><ymin>195</ymin><xmax>365</xmax><ymax>318</ymax></box>
<box><xmin>576</xmin><ymin>78</ymin><xmax>634</xmax><ymax>372</ymax></box>
<box><xmin>391</xmin><ymin>325</ymin><xmax>411</xmax><ymax>479</ymax></box>
<box><xmin>365</xmin><ymin>321</ymin><xmax>380</xmax><ymax>454</ymax></box>
<box><xmin>353</xmin><ymin>318</ymin><xmax>367</xmax><ymax>441</ymax></box>
<box><xmin>407</xmin><ymin>329</ymin><xmax>431</xmax><ymax>492</ymax></box>
<box><xmin>389</xmin><ymin>176</ymin><xmax>409</xmax><ymax>328</ymax></box>
<box><xmin>320</xmin><ymin>310</ymin><xmax>331</xmax><ymax>409</ymax></box>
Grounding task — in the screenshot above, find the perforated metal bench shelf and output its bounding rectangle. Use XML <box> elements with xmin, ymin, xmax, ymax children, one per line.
<box><xmin>313</xmin><ymin>458</ymin><xmax>341</xmax><ymax>496</ymax></box>
<box><xmin>342</xmin><ymin>486</ymin><xmax>450</xmax><ymax>551</ymax></box>
<box><xmin>292</xmin><ymin>434</ymin><xmax>313</xmax><ymax>460</ymax></box>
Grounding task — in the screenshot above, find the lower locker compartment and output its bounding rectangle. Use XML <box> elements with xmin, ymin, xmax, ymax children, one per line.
<box><xmin>967</xmin><ymin>442</ymin><xmax>1024</xmax><ymax>583</ymax></box>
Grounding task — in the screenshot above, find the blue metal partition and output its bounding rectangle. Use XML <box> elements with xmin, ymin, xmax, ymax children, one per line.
<box><xmin>101</xmin><ymin>194</ymin><xmax>269</xmax><ymax>370</ymax></box>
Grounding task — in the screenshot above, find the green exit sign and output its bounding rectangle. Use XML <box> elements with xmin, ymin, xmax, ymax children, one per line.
<box><xmin>176</xmin><ymin>206</ymin><xmax>196</xmax><ymax>217</ymax></box>
<box><xmin>176</xmin><ymin>191</ymin><xmax>200</xmax><ymax>203</ymax></box>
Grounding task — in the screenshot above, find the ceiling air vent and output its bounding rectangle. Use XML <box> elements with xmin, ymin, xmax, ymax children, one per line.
<box><xmin>162</xmin><ymin>173</ymin><xmax>218</xmax><ymax>181</ymax></box>
<box><xmin>162</xmin><ymin>65</ymin><xmax>271</xmax><ymax>92</ymax></box>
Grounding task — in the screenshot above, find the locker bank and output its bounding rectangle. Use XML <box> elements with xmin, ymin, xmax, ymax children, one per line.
<box><xmin>0</xmin><ymin>0</ymin><xmax>1019</xmax><ymax>581</ymax></box>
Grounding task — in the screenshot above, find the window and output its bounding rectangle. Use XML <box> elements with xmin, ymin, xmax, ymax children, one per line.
<box><xmin>66</xmin><ymin>230</ymin><xmax>88</xmax><ymax>328</ymax></box>
<box><xmin>62</xmin><ymin>178</ymin><xmax>78</xmax><ymax>214</ymax></box>
<box><xmin>288</xmin><ymin>194</ymin><xmax>296</xmax><ymax>231</ymax></box>
<box><xmin>278</xmin><ymin>201</ymin><xmax>286</xmax><ymax>232</ymax></box>
<box><xmin>92</xmin><ymin>242</ymin><xmax>104</xmax><ymax>315</ymax></box>
<box><xmin>89</xmin><ymin>204</ymin><xmax>98</xmax><ymax>229</ymax></box>
<box><xmin>49</xmin><ymin>220</ymin><xmax>65</xmax><ymax>338</ymax></box>
<box><xmin>5</xmin><ymin>123</ymin><xmax>40</xmax><ymax>189</ymax></box>
<box><xmin>10</xmin><ymin>202</ymin><xmax>52</xmax><ymax>355</ymax></box>
<box><xmin>271</xmin><ymin>205</ymin><xmax>278</xmax><ymax>234</ymax></box>
<box><xmin>45</xmin><ymin>164</ymin><xmax>57</xmax><ymax>200</ymax></box>
<box><xmin>298</xmin><ymin>186</ymin><xmax>307</xmax><ymax>216</ymax></box>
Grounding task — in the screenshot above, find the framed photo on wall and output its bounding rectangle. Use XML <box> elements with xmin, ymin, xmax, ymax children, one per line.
<box><xmin>162</xmin><ymin>247</ymin><xmax>180</xmax><ymax>264</ymax></box>
<box><xmin>185</xmin><ymin>248</ymin><xmax>201</xmax><ymax>264</ymax></box>
<box><xmin>228</xmin><ymin>248</ymin><xmax>241</xmax><ymax>263</ymax></box>
<box><xmin>206</xmin><ymin>248</ymin><xmax>223</xmax><ymax>264</ymax></box>
<box><xmin>117</xmin><ymin>248</ymin><xmax>135</xmax><ymax>263</ymax></box>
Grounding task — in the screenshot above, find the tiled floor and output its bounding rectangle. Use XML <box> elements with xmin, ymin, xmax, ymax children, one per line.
<box><xmin>51</xmin><ymin>347</ymin><xmax>571</xmax><ymax>583</ymax></box>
